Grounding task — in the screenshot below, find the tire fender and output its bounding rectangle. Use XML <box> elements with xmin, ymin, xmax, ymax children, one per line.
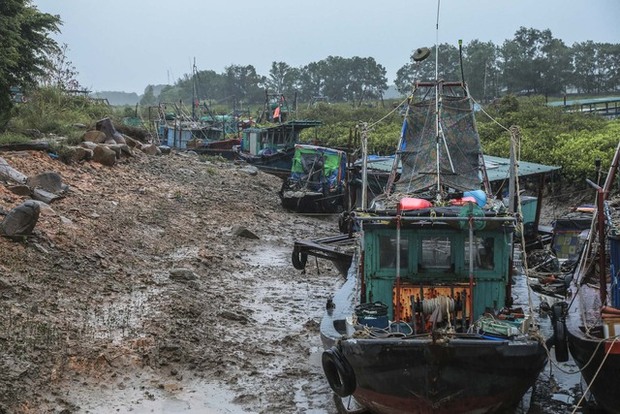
<box><xmin>321</xmin><ymin>347</ymin><xmax>356</xmax><ymax>397</ymax></box>
<box><xmin>551</xmin><ymin>302</ymin><xmax>569</xmax><ymax>363</ymax></box>
<box><xmin>291</xmin><ymin>248</ymin><xmax>307</xmax><ymax>270</ymax></box>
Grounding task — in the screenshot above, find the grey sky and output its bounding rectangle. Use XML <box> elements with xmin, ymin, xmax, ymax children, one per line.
<box><xmin>31</xmin><ymin>0</ymin><xmax>620</xmax><ymax>94</ymax></box>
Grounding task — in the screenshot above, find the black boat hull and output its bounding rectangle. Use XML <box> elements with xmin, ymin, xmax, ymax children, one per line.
<box><xmin>335</xmin><ymin>337</ymin><xmax>546</xmax><ymax>414</ymax></box>
<box><xmin>321</xmin><ymin>276</ymin><xmax>547</xmax><ymax>414</ymax></box>
<box><xmin>567</xmin><ymin>325</ymin><xmax>620</xmax><ymax>413</ymax></box>
<box><xmin>280</xmin><ymin>191</ymin><xmax>345</xmax><ymax>213</ymax></box>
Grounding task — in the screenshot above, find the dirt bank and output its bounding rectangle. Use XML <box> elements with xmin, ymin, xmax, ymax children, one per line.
<box><xmin>0</xmin><ymin>150</ymin><xmax>342</xmax><ymax>413</ymax></box>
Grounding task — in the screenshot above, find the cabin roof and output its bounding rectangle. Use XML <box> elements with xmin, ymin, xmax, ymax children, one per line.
<box><xmin>361</xmin><ymin>154</ymin><xmax>560</xmax><ymax>182</ymax></box>
<box><xmin>249</xmin><ymin>119</ymin><xmax>322</xmax><ymax>133</ymax></box>
<box><xmin>484</xmin><ymin>155</ymin><xmax>561</xmax><ymax>181</ymax></box>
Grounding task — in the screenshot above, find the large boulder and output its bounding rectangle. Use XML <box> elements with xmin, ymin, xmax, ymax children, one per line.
<box><xmin>0</xmin><ymin>200</ymin><xmax>40</xmax><ymax>240</ymax></box>
<box><xmin>66</xmin><ymin>146</ymin><xmax>93</xmax><ymax>163</ymax></box>
<box><xmin>26</xmin><ymin>171</ymin><xmax>68</xmax><ymax>194</ymax></box>
<box><xmin>83</xmin><ymin>130</ymin><xmax>107</xmax><ymax>144</ymax></box>
<box><xmin>141</xmin><ymin>144</ymin><xmax>161</xmax><ymax>156</ymax></box>
<box><xmin>96</xmin><ymin>117</ymin><xmax>126</xmax><ymax>145</ymax></box>
<box><xmin>92</xmin><ymin>145</ymin><xmax>117</xmax><ymax>166</ymax></box>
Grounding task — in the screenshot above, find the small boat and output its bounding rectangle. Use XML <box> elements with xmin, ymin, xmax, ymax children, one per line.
<box><xmin>279</xmin><ymin>144</ymin><xmax>348</xmax><ymax>213</ymax></box>
<box><xmin>318</xmin><ymin>72</ymin><xmax>548</xmax><ymax>413</ymax></box>
<box><xmin>154</xmin><ymin>101</ymin><xmax>241</xmax><ymax>158</ymax></box>
<box><xmin>549</xmin><ymin>141</ymin><xmax>620</xmax><ymax>413</ymax></box>
<box><xmin>234</xmin><ymin>119</ymin><xmax>322</xmax><ymax>178</ymax></box>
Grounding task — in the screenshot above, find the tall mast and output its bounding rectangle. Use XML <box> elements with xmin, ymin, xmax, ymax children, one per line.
<box><xmin>434</xmin><ymin>0</ymin><xmax>442</xmax><ymax>200</ymax></box>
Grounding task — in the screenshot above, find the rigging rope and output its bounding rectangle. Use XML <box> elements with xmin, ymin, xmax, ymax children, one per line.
<box><xmin>571</xmin><ymin>336</ymin><xmax>619</xmax><ymax>414</ymax></box>
<box><xmin>366</xmin><ymin>96</ymin><xmax>410</xmax><ymax>130</ymax></box>
<box><xmin>512</xmin><ymin>126</ymin><xmax>540</xmax><ymax>337</ymax></box>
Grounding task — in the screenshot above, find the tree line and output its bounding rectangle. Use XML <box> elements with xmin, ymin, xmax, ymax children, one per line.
<box><xmin>144</xmin><ymin>27</ymin><xmax>620</xmax><ymax>109</ymax></box>
<box><xmin>1</xmin><ymin>1</ymin><xmax>619</xmax><ymax>132</ymax></box>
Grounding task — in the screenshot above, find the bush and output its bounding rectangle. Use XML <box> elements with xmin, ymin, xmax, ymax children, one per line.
<box><xmin>7</xmin><ymin>86</ymin><xmax>112</xmax><ymax>136</ymax></box>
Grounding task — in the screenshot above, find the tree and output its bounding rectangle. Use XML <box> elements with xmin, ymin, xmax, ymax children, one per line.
<box><xmin>38</xmin><ymin>43</ymin><xmax>81</xmax><ymax>91</ymax></box>
<box><xmin>140</xmin><ymin>85</ymin><xmax>156</xmax><ymax>106</ymax></box>
<box><xmin>571</xmin><ymin>41</ymin><xmax>599</xmax><ymax>93</ymax></box>
<box><xmin>0</xmin><ymin>0</ymin><xmax>60</xmax><ymax>130</ymax></box>
<box><xmin>596</xmin><ymin>43</ymin><xmax>620</xmax><ymax>93</ymax></box>
<box><xmin>298</xmin><ymin>56</ymin><xmax>388</xmax><ymax>105</ymax></box>
<box><xmin>347</xmin><ymin>56</ymin><xmax>388</xmax><ymax>105</ymax></box>
<box><xmin>463</xmin><ymin>40</ymin><xmax>499</xmax><ymax>101</ymax></box>
<box><xmin>395</xmin><ymin>43</ymin><xmax>459</xmax><ymax>94</ymax></box>
<box><xmin>224</xmin><ymin>64</ymin><xmax>265</xmax><ymax>106</ymax></box>
<box><xmin>298</xmin><ymin>61</ymin><xmax>327</xmax><ymax>102</ymax></box>
<box><xmin>500</xmin><ymin>27</ymin><xmax>571</xmax><ymax>96</ymax></box>
<box><xmin>266</xmin><ymin>61</ymin><xmax>301</xmax><ymax>99</ymax></box>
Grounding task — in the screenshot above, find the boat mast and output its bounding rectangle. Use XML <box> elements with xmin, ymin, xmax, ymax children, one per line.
<box><xmin>361</xmin><ymin>123</ymin><xmax>368</xmax><ymax>210</ymax></box>
<box><xmin>192</xmin><ymin>58</ymin><xmax>197</xmax><ymax>121</ymax></box>
<box><xmin>434</xmin><ymin>0</ymin><xmax>441</xmax><ymax>200</ymax></box>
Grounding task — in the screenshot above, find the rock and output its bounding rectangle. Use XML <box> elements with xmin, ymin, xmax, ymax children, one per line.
<box><xmin>95</xmin><ymin>117</ymin><xmax>127</xmax><ymax>145</ymax></box>
<box><xmin>106</xmin><ymin>144</ymin><xmax>122</xmax><ymax>158</ymax></box>
<box><xmin>66</xmin><ymin>146</ymin><xmax>93</xmax><ymax>162</ymax></box>
<box><xmin>159</xmin><ymin>145</ymin><xmax>172</xmax><ymax>155</ymax></box>
<box><xmin>0</xmin><ymin>157</ymin><xmax>28</xmax><ymax>184</ymax></box>
<box><xmin>141</xmin><ymin>144</ymin><xmax>161</xmax><ymax>156</ymax></box>
<box><xmin>92</xmin><ymin>145</ymin><xmax>117</xmax><ymax>166</ymax></box>
<box><xmin>29</xmin><ymin>200</ymin><xmax>55</xmax><ymax>216</ymax></box>
<box><xmin>83</xmin><ymin>130</ymin><xmax>107</xmax><ymax>144</ymax></box>
<box><xmin>26</xmin><ymin>171</ymin><xmax>68</xmax><ymax>194</ymax></box>
<box><xmin>80</xmin><ymin>141</ymin><xmax>98</xmax><ymax>151</ymax></box>
<box><xmin>32</xmin><ymin>188</ymin><xmax>63</xmax><ymax>204</ymax></box>
<box><xmin>7</xmin><ymin>185</ymin><xmax>31</xmax><ymax>196</ymax></box>
<box><xmin>123</xmin><ymin>135</ymin><xmax>141</xmax><ymax>148</ymax></box>
<box><xmin>169</xmin><ymin>268</ymin><xmax>198</xmax><ymax>281</ymax></box>
<box><xmin>231</xmin><ymin>225</ymin><xmax>259</xmax><ymax>240</ymax></box>
<box><xmin>0</xmin><ymin>200</ymin><xmax>40</xmax><ymax>240</ymax></box>
<box><xmin>241</xmin><ymin>166</ymin><xmax>259</xmax><ymax>176</ymax></box>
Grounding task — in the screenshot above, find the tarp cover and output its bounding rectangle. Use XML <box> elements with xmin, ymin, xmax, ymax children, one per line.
<box><xmin>290</xmin><ymin>144</ymin><xmax>345</xmax><ymax>192</ymax></box>
<box><xmin>396</xmin><ymin>90</ymin><xmax>482</xmax><ymax>194</ymax></box>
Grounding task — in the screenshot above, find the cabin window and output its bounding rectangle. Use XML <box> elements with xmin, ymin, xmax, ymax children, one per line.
<box><xmin>464</xmin><ymin>236</ymin><xmax>494</xmax><ymax>270</ymax></box>
<box><xmin>419</xmin><ymin>236</ymin><xmax>452</xmax><ymax>270</ymax></box>
<box><xmin>379</xmin><ymin>235</ymin><xmax>409</xmax><ymax>269</ymax></box>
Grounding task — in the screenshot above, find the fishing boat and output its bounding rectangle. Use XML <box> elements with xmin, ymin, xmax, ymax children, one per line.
<box><xmin>318</xmin><ymin>66</ymin><xmax>548</xmax><ymax>412</ymax></box>
<box><xmin>234</xmin><ymin>119</ymin><xmax>323</xmax><ymax>178</ymax></box>
<box><xmin>152</xmin><ymin>100</ymin><xmax>242</xmax><ymax>158</ymax></box>
<box><xmin>279</xmin><ymin>144</ymin><xmax>348</xmax><ymax>213</ymax></box>
<box><xmin>550</xmin><ymin>141</ymin><xmax>620</xmax><ymax>413</ymax></box>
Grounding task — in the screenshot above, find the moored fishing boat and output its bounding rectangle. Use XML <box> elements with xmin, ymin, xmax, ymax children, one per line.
<box><xmin>550</xmin><ymin>140</ymin><xmax>620</xmax><ymax>413</ymax></box>
<box><xmin>318</xmin><ymin>71</ymin><xmax>548</xmax><ymax>413</ymax></box>
<box><xmin>279</xmin><ymin>144</ymin><xmax>348</xmax><ymax>213</ymax></box>
<box><xmin>234</xmin><ymin>119</ymin><xmax>322</xmax><ymax>178</ymax></box>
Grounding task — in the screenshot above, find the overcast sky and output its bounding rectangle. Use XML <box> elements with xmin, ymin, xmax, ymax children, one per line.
<box><xmin>31</xmin><ymin>0</ymin><xmax>620</xmax><ymax>95</ymax></box>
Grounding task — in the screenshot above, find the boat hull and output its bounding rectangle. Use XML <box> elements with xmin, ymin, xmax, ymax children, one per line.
<box><xmin>320</xmin><ymin>276</ymin><xmax>547</xmax><ymax>414</ymax></box>
<box><xmin>567</xmin><ymin>325</ymin><xmax>620</xmax><ymax>413</ymax></box>
<box><xmin>335</xmin><ymin>337</ymin><xmax>546</xmax><ymax>414</ymax></box>
<box><xmin>280</xmin><ymin>190</ymin><xmax>345</xmax><ymax>213</ymax></box>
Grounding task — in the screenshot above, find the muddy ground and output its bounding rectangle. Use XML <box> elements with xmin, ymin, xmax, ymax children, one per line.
<box><xmin>0</xmin><ymin>149</ymin><xmax>344</xmax><ymax>413</ymax></box>
<box><xmin>0</xmin><ymin>148</ymin><xmax>596</xmax><ymax>413</ymax></box>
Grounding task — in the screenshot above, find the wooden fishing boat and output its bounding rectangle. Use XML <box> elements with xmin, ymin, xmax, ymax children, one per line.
<box><xmin>318</xmin><ymin>76</ymin><xmax>547</xmax><ymax>413</ymax></box>
<box><xmin>234</xmin><ymin>119</ymin><xmax>322</xmax><ymax>179</ymax></box>
<box><xmin>279</xmin><ymin>144</ymin><xmax>348</xmax><ymax>213</ymax></box>
<box><xmin>550</xmin><ymin>141</ymin><xmax>620</xmax><ymax>413</ymax></box>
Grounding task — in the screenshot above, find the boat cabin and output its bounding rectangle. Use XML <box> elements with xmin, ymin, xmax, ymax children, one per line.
<box><xmin>239</xmin><ymin>120</ymin><xmax>322</xmax><ymax>156</ymax></box>
<box><xmin>360</xmin><ymin>214</ymin><xmax>513</xmax><ymax>331</ymax></box>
